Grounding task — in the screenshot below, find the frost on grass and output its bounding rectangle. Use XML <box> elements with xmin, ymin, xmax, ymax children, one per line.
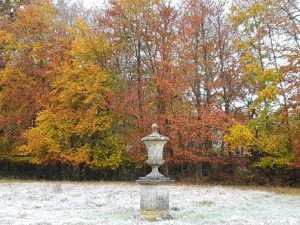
<box><xmin>0</xmin><ymin>181</ymin><xmax>299</xmax><ymax>225</ymax></box>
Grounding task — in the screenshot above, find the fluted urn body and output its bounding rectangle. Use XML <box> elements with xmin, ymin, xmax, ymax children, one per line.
<box><xmin>136</xmin><ymin>124</ymin><xmax>173</xmax><ymax>221</ymax></box>
<box><xmin>141</xmin><ymin>124</ymin><xmax>169</xmax><ymax>179</ymax></box>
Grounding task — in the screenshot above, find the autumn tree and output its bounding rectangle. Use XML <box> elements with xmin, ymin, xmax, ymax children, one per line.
<box><xmin>99</xmin><ymin>0</ymin><xmax>186</xmax><ymax>167</ymax></box>
<box><xmin>19</xmin><ymin>20</ymin><xmax>126</xmax><ymax>168</ymax></box>
<box><xmin>0</xmin><ymin>0</ymin><xmax>298</xmax><ymax>182</ymax></box>
<box><xmin>0</xmin><ymin>0</ymin><xmax>67</xmax><ymax>161</ymax></box>
<box><xmin>172</xmin><ymin>0</ymin><xmax>234</xmax><ymax>181</ymax></box>
<box><xmin>227</xmin><ymin>0</ymin><xmax>300</xmax><ymax>167</ymax></box>
<box><xmin>98</xmin><ymin>0</ymin><xmax>154</xmax><ymax>163</ymax></box>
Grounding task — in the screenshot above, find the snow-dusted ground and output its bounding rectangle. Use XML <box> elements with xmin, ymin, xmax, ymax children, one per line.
<box><xmin>0</xmin><ymin>181</ymin><xmax>299</xmax><ymax>225</ymax></box>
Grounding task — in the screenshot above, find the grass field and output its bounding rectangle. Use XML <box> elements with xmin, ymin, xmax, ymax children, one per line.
<box><xmin>0</xmin><ymin>180</ymin><xmax>299</xmax><ymax>225</ymax></box>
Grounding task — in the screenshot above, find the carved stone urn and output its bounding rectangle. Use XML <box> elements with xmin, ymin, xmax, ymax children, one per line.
<box><xmin>136</xmin><ymin>124</ymin><xmax>173</xmax><ymax>221</ymax></box>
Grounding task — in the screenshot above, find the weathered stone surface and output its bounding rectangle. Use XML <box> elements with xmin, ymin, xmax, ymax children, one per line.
<box><xmin>137</xmin><ymin>124</ymin><xmax>173</xmax><ymax>221</ymax></box>
<box><xmin>137</xmin><ymin>179</ymin><xmax>173</xmax><ymax>220</ymax></box>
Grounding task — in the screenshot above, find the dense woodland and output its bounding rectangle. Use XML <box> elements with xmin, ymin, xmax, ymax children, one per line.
<box><xmin>0</xmin><ymin>0</ymin><xmax>299</xmax><ymax>185</ymax></box>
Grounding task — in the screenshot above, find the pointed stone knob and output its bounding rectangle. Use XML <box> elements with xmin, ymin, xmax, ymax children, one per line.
<box><xmin>151</xmin><ymin>123</ymin><xmax>158</xmax><ymax>133</ymax></box>
<box><xmin>141</xmin><ymin>123</ymin><xmax>169</xmax><ymax>141</ymax></box>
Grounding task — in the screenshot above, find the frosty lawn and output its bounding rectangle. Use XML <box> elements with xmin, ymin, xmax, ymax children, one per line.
<box><xmin>0</xmin><ymin>181</ymin><xmax>299</xmax><ymax>225</ymax></box>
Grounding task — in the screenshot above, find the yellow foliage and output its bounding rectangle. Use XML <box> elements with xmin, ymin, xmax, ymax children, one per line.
<box><xmin>256</xmin><ymin>69</ymin><xmax>280</xmax><ymax>84</ymax></box>
<box><xmin>243</xmin><ymin>63</ymin><xmax>263</xmax><ymax>77</ymax></box>
<box><xmin>224</xmin><ymin>123</ymin><xmax>255</xmax><ymax>151</ymax></box>
<box><xmin>230</xmin><ymin>2</ymin><xmax>266</xmax><ymax>27</ymax></box>
<box><xmin>18</xmin><ymin>128</ymin><xmax>61</xmax><ymax>164</ymax></box>
<box><xmin>256</xmin><ymin>133</ymin><xmax>289</xmax><ymax>156</ymax></box>
<box><xmin>69</xmin><ymin>20</ymin><xmax>113</xmax><ymax>64</ymax></box>
<box><xmin>255</xmin><ymin>156</ymin><xmax>291</xmax><ymax>168</ymax></box>
<box><xmin>0</xmin><ymin>30</ymin><xmax>14</xmax><ymax>48</ymax></box>
<box><xmin>257</xmin><ymin>85</ymin><xmax>277</xmax><ymax>102</ymax></box>
<box><xmin>18</xmin><ymin>19</ymin><xmax>126</xmax><ymax>168</ymax></box>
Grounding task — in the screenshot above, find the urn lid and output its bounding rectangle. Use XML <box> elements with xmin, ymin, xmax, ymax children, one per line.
<box><xmin>141</xmin><ymin>124</ymin><xmax>169</xmax><ymax>142</ymax></box>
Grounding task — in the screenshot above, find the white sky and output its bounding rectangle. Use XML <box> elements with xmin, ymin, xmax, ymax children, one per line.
<box><xmin>82</xmin><ymin>0</ymin><xmax>104</xmax><ymax>8</ymax></box>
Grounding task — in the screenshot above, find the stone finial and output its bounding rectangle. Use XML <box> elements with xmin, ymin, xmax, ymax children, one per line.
<box><xmin>151</xmin><ymin>123</ymin><xmax>158</xmax><ymax>133</ymax></box>
<box><xmin>141</xmin><ymin>123</ymin><xmax>169</xmax><ymax>141</ymax></box>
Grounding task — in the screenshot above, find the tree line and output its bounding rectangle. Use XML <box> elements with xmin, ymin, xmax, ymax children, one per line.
<box><xmin>0</xmin><ymin>0</ymin><xmax>299</xmax><ymax>182</ymax></box>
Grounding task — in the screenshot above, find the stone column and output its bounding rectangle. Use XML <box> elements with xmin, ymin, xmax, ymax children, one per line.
<box><xmin>136</xmin><ymin>124</ymin><xmax>173</xmax><ymax>221</ymax></box>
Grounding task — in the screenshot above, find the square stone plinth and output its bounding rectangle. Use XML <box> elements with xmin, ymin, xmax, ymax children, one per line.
<box><xmin>136</xmin><ymin>178</ymin><xmax>173</xmax><ymax>221</ymax></box>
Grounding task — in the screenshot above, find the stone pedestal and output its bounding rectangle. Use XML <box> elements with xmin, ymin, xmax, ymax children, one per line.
<box><xmin>137</xmin><ymin>178</ymin><xmax>173</xmax><ymax>221</ymax></box>
<box><xmin>136</xmin><ymin>124</ymin><xmax>173</xmax><ymax>221</ymax></box>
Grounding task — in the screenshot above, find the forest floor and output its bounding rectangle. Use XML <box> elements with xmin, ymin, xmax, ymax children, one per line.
<box><xmin>0</xmin><ymin>180</ymin><xmax>299</xmax><ymax>225</ymax></box>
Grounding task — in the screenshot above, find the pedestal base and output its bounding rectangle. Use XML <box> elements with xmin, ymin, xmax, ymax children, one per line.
<box><xmin>136</xmin><ymin>178</ymin><xmax>173</xmax><ymax>221</ymax></box>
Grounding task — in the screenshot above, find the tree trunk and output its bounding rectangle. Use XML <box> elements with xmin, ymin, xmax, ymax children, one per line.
<box><xmin>196</xmin><ymin>162</ymin><xmax>203</xmax><ymax>184</ymax></box>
